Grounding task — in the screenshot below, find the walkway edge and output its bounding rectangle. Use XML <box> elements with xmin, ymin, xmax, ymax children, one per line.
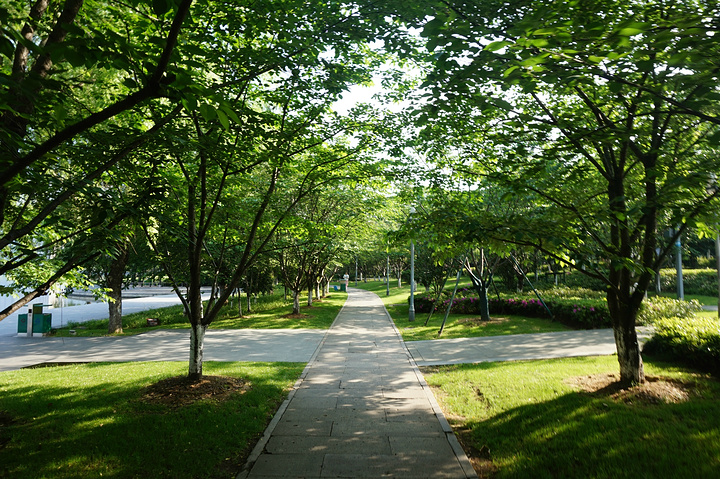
<box><xmin>235</xmin><ymin>293</ymin><xmax>351</xmax><ymax>479</ymax></box>
<box><xmin>383</xmin><ymin>298</ymin><xmax>477</xmax><ymax>479</ymax></box>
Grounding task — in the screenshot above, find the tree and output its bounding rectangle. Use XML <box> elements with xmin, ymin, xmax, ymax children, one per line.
<box><xmin>414</xmin><ymin>0</ymin><xmax>720</xmax><ymax>384</ymax></box>
<box><xmin>0</xmin><ymin>0</ymin><xmax>191</xmax><ymax>318</ymax></box>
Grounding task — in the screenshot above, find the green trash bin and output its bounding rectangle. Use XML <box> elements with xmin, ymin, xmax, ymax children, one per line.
<box><xmin>340</xmin><ymin>283</ymin><xmax>347</xmax><ymax>292</ymax></box>
<box><xmin>17</xmin><ymin>303</ymin><xmax>52</xmax><ymax>335</ymax></box>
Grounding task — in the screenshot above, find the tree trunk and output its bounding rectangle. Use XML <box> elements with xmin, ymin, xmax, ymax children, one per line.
<box><xmin>107</xmin><ymin>288</ymin><xmax>123</xmax><ymax>334</ymax></box>
<box><xmin>107</xmin><ymin>243</ymin><xmax>129</xmax><ymax>334</ymax></box>
<box><xmin>293</xmin><ymin>290</ymin><xmax>301</xmax><ymax>315</ymax></box>
<box><xmin>607</xmin><ymin>288</ymin><xmax>645</xmax><ymax>385</ymax></box>
<box><xmin>188</xmin><ymin>322</ymin><xmax>206</xmax><ymax>381</ymax></box>
<box><xmin>237</xmin><ymin>288</ymin><xmax>243</xmax><ymax>316</ymax></box>
<box><xmin>475</xmin><ymin>281</ymin><xmax>491</xmax><ymax>322</ymax></box>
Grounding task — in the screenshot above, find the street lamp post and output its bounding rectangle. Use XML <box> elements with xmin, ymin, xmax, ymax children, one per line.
<box><xmin>409</xmin><ymin>239</ymin><xmax>415</xmax><ymax>322</ymax></box>
<box><xmin>676</xmin><ymin>236</ymin><xmax>684</xmax><ymax>300</ymax></box>
<box><xmin>355</xmin><ymin>256</ymin><xmax>358</xmax><ymax>287</ymax></box>
<box><xmin>408</xmin><ymin>206</ymin><xmax>416</xmax><ymax>322</ymax></box>
<box><xmin>386</xmin><ymin>244</ymin><xmax>390</xmax><ymax>297</ymax></box>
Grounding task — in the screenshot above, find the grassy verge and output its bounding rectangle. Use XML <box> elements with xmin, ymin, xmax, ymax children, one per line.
<box><xmin>53</xmin><ymin>290</ymin><xmax>347</xmax><ymax>337</ymax></box>
<box><xmin>423</xmin><ymin>356</ymin><xmax>720</xmax><ymax>478</ymax></box>
<box><xmin>0</xmin><ymin>361</ymin><xmax>303</xmax><ymax>479</ymax></box>
<box><xmin>353</xmin><ymin>280</ymin><xmax>571</xmax><ymax>340</ymax></box>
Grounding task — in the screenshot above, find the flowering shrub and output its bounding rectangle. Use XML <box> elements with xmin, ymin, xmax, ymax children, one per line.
<box><xmin>637</xmin><ymin>296</ymin><xmax>703</xmax><ymax>325</ymax></box>
<box><xmin>643</xmin><ymin>315</ymin><xmax>720</xmax><ymax>375</ymax></box>
<box><xmin>411</xmin><ymin>288</ymin><xmax>611</xmax><ymax>328</ymax></box>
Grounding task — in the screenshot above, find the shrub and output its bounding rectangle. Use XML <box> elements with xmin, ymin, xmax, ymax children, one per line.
<box><xmin>643</xmin><ymin>315</ymin><xmax>720</xmax><ymax>375</ymax></box>
<box><xmin>638</xmin><ymin>296</ymin><xmax>703</xmax><ymax>325</ymax></box>
<box><xmin>696</xmin><ymin>257</ymin><xmax>717</xmax><ymax>269</ymax></box>
<box><xmin>413</xmin><ymin>287</ymin><xmax>611</xmax><ymax>329</ymax></box>
<box><xmin>658</xmin><ymin>268</ymin><xmax>718</xmax><ymax>296</ymax></box>
<box><xmin>534</xmin><ymin>271</ymin><xmax>607</xmax><ymax>292</ymax></box>
<box><xmin>536</xmin><ymin>286</ymin><xmax>606</xmax><ymax>301</ymax></box>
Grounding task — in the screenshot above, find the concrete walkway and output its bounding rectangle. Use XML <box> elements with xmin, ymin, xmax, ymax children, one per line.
<box><xmin>0</xmin><ymin>329</ymin><xmax>326</xmax><ymax>372</ymax></box>
<box><xmin>238</xmin><ymin>288</ymin><xmax>475</xmax><ymax>478</ymax></box>
<box><xmin>407</xmin><ymin>327</ymin><xmax>653</xmax><ymax>367</ymax></box>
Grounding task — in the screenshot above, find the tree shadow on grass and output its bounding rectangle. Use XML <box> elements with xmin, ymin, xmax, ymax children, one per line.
<box><xmin>463</xmin><ymin>379</ymin><xmax>720</xmax><ymax>479</ymax></box>
<box><xmin>0</xmin><ymin>361</ymin><xmax>302</xmax><ymax>479</ymax></box>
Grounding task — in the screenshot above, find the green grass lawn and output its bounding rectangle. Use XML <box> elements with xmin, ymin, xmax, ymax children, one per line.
<box><xmin>655</xmin><ymin>292</ymin><xmax>718</xmax><ymax>305</ymax></box>
<box><xmin>54</xmin><ymin>290</ymin><xmax>347</xmax><ymax>336</ymax></box>
<box><xmin>354</xmin><ymin>280</ymin><xmax>571</xmax><ymax>340</ymax></box>
<box><xmin>423</xmin><ymin>355</ymin><xmax>720</xmax><ymax>478</ymax></box>
<box><xmin>0</xmin><ymin>361</ymin><xmax>304</xmax><ymax>479</ymax></box>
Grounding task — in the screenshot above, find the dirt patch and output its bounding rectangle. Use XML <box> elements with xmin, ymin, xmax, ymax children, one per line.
<box><xmin>454</xmin><ymin>426</ymin><xmax>498</xmax><ymax>478</ymax></box>
<box><xmin>282</xmin><ymin>313</ymin><xmax>310</xmax><ymax>319</ymax></box>
<box><xmin>458</xmin><ymin>316</ymin><xmax>511</xmax><ymax>327</ymax></box>
<box><xmin>140</xmin><ymin>375</ymin><xmax>250</xmax><ymax>408</ymax></box>
<box><xmin>567</xmin><ymin>373</ymin><xmax>696</xmax><ymax>405</ymax></box>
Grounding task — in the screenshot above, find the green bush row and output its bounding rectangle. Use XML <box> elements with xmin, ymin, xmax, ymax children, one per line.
<box><xmin>415</xmin><ymin>287</ymin><xmax>700</xmax><ymax>330</ymax></box>
<box><xmin>643</xmin><ymin>315</ymin><xmax>720</xmax><ymax>375</ymax></box>
<box><xmin>413</xmin><ymin>288</ymin><xmax>611</xmax><ymax>329</ymax></box>
<box><xmin>503</xmin><ymin>267</ymin><xmax>719</xmax><ymax>297</ymax></box>
<box><xmin>658</xmin><ymin>268</ymin><xmax>719</xmax><ymax>296</ymax></box>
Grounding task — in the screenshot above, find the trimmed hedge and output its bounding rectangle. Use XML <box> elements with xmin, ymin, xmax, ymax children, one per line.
<box><xmin>512</xmin><ymin>267</ymin><xmax>719</xmax><ymax>297</ymax></box>
<box><xmin>643</xmin><ymin>315</ymin><xmax>720</xmax><ymax>375</ymax></box>
<box><xmin>658</xmin><ymin>268</ymin><xmax>718</xmax><ymax>296</ymax></box>
<box><xmin>415</xmin><ymin>288</ymin><xmax>702</xmax><ymax>331</ymax></box>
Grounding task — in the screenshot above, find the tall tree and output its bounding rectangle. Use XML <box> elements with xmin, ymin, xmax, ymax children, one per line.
<box><xmin>413</xmin><ymin>0</ymin><xmax>720</xmax><ymax>384</ymax></box>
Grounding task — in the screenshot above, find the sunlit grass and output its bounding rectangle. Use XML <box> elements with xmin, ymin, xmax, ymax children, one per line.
<box><xmin>53</xmin><ymin>290</ymin><xmax>347</xmax><ymax>336</ymax></box>
<box><xmin>354</xmin><ymin>280</ymin><xmax>571</xmax><ymax>340</ymax></box>
<box><xmin>423</xmin><ymin>356</ymin><xmax>720</xmax><ymax>478</ymax></box>
<box><xmin>0</xmin><ymin>361</ymin><xmax>303</xmax><ymax>479</ymax></box>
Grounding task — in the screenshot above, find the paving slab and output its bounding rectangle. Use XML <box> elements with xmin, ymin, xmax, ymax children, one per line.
<box><xmin>237</xmin><ymin>288</ymin><xmax>475</xmax><ymax>479</ymax></box>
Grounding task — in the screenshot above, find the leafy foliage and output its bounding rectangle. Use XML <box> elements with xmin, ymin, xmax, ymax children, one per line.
<box><xmin>644</xmin><ymin>315</ymin><xmax>720</xmax><ymax>375</ymax></box>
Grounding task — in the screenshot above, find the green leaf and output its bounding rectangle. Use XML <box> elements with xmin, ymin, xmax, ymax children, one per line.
<box><xmin>422</xmin><ymin>16</ymin><xmax>446</xmax><ymax>37</ymax></box>
<box><xmin>485</xmin><ymin>41</ymin><xmax>510</xmax><ymax>52</ymax></box>
<box><xmin>0</xmin><ymin>36</ymin><xmax>13</xmax><ymax>59</ymax></box>
<box><xmin>199</xmin><ymin>103</ymin><xmax>216</xmax><ymax>122</ymax></box>
<box><xmin>494</xmin><ymin>98</ymin><xmax>513</xmax><ymax>110</ymax></box>
<box><xmin>181</xmin><ymin>95</ymin><xmax>198</xmax><ymax>112</ymax></box>
<box><xmin>707</xmin><ymin>130</ymin><xmax>720</xmax><ymax>146</ymax></box>
<box><xmin>617</xmin><ymin>22</ymin><xmax>651</xmax><ymax>37</ymax></box>
<box><xmin>220</xmin><ymin>104</ymin><xmax>241</xmax><ymax>124</ymax></box>
<box><xmin>53</xmin><ymin>103</ymin><xmax>67</xmax><ymax>123</ymax></box>
<box><xmin>152</xmin><ymin>0</ymin><xmax>172</xmax><ymax>16</ymax></box>
<box><xmin>216</xmin><ymin>108</ymin><xmax>230</xmax><ymax>131</ymax></box>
